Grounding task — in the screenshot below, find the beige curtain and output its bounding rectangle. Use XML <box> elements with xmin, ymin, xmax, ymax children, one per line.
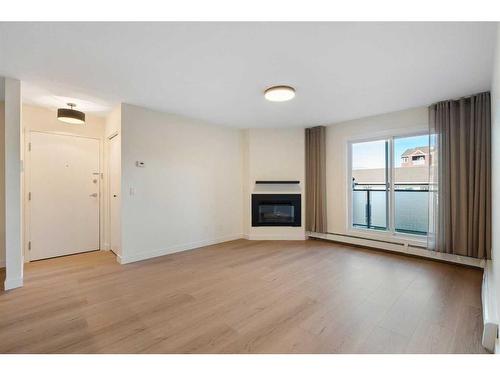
<box><xmin>429</xmin><ymin>92</ymin><xmax>491</xmax><ymax>259</ymax></box>
<box><xmin>305</xmin><ymin>126</ymin><xmax>327</xmax><ymax>233</ymax></box>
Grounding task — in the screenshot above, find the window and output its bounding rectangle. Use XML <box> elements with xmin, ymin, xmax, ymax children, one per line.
<box><xmin>350</xmin><ymin>134</ymin><xmax>430</xmax><ymax>237</ymax></box>
<box><xmin>351</xmin><ymin>139</ymin><xmax>388</xmax><ymax>231</ymax></box>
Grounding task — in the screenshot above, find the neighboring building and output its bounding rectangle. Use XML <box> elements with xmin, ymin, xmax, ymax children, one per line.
<box><xmin>352</xmin><ymin>146</ymin><xmax>434</xmax><ymax>186</ymax></box>
<box><xmin>401</xmin><ymin>146</ymin><xmax>433</xmax><ymax>167</ymax></box>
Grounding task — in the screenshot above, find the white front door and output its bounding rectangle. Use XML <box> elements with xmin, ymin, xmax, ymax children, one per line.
<box><xmin>29</xmin><ymin>132</ymin><xmax>100</xmax><ymax>261</ymax></box>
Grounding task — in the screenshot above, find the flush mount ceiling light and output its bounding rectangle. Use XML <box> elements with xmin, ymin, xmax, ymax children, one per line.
<box><xmin>57</xmin><ymin>103</ymin><xmax>85</xmax><ymax>125</ymax></box>
<box><xmin>264</xmin><ymin>85</ymin><xmax>296</xmax><ymax>102</ymax></box>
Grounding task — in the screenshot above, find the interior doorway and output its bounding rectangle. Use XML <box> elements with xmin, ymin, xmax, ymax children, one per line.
<box><xmin>27</xmin><ymin>131</ymin><xmax>100</xmax><ymax>261</ymax></box>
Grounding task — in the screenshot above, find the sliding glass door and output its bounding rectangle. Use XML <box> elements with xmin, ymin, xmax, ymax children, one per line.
<box><xmin>351</xmin><ymin>139</ymin><xmax>388</xmax><ymax>231</ymax></box>
<box><xmin>393</xmin><ymin>134</ymin><xmax>430</xmax><ymax>236</ymax></box>
<box><xmin>350</xmin><ymin>134</ymin><xmax>429</xmax><ymax>237</ymax></box>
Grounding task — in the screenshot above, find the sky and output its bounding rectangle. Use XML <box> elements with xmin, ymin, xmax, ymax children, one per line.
<box><xmin>352</xmin><ymin>134</ymin><xmax>429</xmax><ymax>170</ymax></box>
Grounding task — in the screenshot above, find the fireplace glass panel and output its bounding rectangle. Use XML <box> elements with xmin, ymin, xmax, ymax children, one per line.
<box><xmin>258</xmin><ymin>204</ymin><xmax>295</xmax><ymax>224</ymax></box>
<box><xmin>251</xmin><ymin>194</ymin><xmax>301</xmax><ymax>227</ymax></box>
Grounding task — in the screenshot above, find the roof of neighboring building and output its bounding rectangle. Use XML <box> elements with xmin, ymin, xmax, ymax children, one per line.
<box><xmin>401</xmin><ymin>146</ymin><xmax>432</xmax><ymax>157</ymax></box>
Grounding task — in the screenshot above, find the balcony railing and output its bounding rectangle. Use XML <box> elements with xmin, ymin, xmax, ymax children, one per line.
<box><xmin>352</xmin><ymin>183</ymin><xmax>429</xmax><ymax>235</ymax></box>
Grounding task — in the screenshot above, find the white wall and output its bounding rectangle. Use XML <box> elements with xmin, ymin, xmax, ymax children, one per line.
<box><xmin>22</xmin><ymin>104</ymin><xmax>106</xmax><ymax>261</ymax></box>
<box><xmin>325</xmin><ymin>106</ymin><xmax>428</xmax><ymax>236</ymax></box>
<box><xmin>242</xmin><ymin>128</ymin><xmax>306</xmax><ymax>240</ymax></box>
<box><xmin>0</xmin><ymin>100</ymin><xmax>4</xmax><ymax>269</ymax></box>
<box><xmin>118</xmin><ymin>103</ymin><xmax>243</xmax><ymax>263</ymax></box>
<box><xmin>3</xmin><ymin>78</ymin><xmax>23</xmax><ymax>290</ymax></box>
<box><xmin>490</xmin><ymin>23</ymin><xmax>500</xmax><ymax>342</ymax></box>
<box><xmin>105</xmin><ymin>105</ymin><xmax>121</xmax><ymax>138</ymax></box>
<box><xmin>23</xmin><ymin>104</ymin><xmax>105</xmax><ymax>138</ymax></box>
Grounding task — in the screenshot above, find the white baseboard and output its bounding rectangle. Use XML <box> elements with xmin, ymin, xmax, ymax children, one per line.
<box><xmin>4</xmin><ymin>277</ymin><xmax>23</xmax><ymax>290</ymax></box>
<box><xmin>117</xmin><ymin>234</ymin><xmax>244</xmax><ymax>264</ymax></box>
<box><xmin>246</xmin><ymin>235</ymin><xmax>307</xmax><ymax>240</ymax></box>
<box><xmin>100</xmin><ymin>242</ymin><xmax>110</xmax><ymax>251</ymax></box>
<box><xmin>244</xmin><ymin>233</ymin><xmax>307</xmax><ymax>241</ymax></box>
<box><xmin>482</xmin><ymin>260</ymin><xmax>499</xmax><ymax>352</ymax></box>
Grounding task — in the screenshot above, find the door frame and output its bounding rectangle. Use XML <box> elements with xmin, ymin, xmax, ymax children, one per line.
<box><xmin>346</xmin><ymin>130</ymin><xmax>429</xmax><ymax>246</ymax></box>
<box><xmin>23</xmin><ymin>130</ymin><xmax>104</xmax><ymax>262</ymax></box>
<box><xmin>106</xmin><ymin>131</ymin><xmax>120</xmax><ymax>255</ymax></box>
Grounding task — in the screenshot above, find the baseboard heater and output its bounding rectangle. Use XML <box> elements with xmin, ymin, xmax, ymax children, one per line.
<box><xmin>308</xmin><ymin>231</ymin><xmax>484</xmax><ymax>268</ymax></box>
<box><xmin>482</xmin><ymin>260</ymin><xmax>499</xmax><ymax>353</ymax></box>
<box><xmin>323</xmin><ymin>231</ymin><xmax>408</xmax><ymax>246</ymax></box>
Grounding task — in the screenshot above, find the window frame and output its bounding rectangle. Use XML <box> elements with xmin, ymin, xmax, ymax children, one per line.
<box><xmin>347</xmin><ymin>131</ymin><xmax>429</xmax><ymax>244</ymax></box>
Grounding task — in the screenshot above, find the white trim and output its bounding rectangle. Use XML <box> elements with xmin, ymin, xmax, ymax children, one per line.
<box><xmin>347</xmin><ymin>137</ymin><xmax>390</xmax><ymax>233</ymax></box>
<box><xmin>4</xmin><ymin>277</ymin><xmax>23</xmax><ymax>290</ymax></box>
<box><xmin>117</xmin><ymin>234</ymin><xmax>244</xmax><ymax>264</ymax></box>
<box><xmin>347</xmin><ymin>131</ymin><xmax>430</xmax><ymax>240</ymax></box>
<box><xmin>29</xmin><ymin>129</ymin><xmax>101</xmax><ymax>141</ymax></box>
<box><xmin>106</xmin><ymin>132</ymin><xmax>120</xmax><ymax>257</ymax></box>
<box><xmin>346</xmin><ymin>140</ymin><xmax>353</xmax><ymax>233</ymax></box>
<box><xmin>482</xmin><ymin>260</ymin><xmax>499</xmax><ymax>352</ymax></box>
<box><xmin>245</xmin><ymin>233</ymin><xmax>307</xmax><ymax>241</ymax></box>
<box><xmin>388</xmin><ymin>137</ymin><xmax>394</xmax><ymax>233</ymax></box>
<box><xmin>308</xmin><ymin>231</ymin><xmax>485</xmax><ymax>268</ymax></box>
<box><xmin>409</xmin><ymin>149</ymin><xmax>426</xmax><ymax>156</ymax></box>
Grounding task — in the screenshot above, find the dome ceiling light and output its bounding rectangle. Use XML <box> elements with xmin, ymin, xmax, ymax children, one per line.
<box><xmin>57</xmin><ymin>103</ymin><xmax>85</xmax><ymax>125</ymax></box>
<box><xmin>264</xmin><ymin>85</ymin><xmax>296</xmax><ymax>102</ymax></box>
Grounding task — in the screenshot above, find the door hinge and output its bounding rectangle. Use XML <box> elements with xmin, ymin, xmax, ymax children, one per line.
<box><xmin>28</xmin><ymin>142</ymin><xmax>31</xmax><ymax>151</ymax></box>
<box><xmin>28</xmin><ymin>192</ymin><xmax>31</xmax><ymax>201</ymax></box>
<box><xmin>28</xmin><ymin>241</ymin><xmax>31</xmax><ymax>251</ymax></box>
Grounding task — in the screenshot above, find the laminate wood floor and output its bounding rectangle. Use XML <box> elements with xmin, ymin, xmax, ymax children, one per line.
<box><xmin>0</xmin><ymin>239</ymin><xmax>488</xmax><ymax>353</ymax></box>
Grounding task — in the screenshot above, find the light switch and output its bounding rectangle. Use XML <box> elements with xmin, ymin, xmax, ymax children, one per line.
<box><xmin>130</xmin><ymin>187</ymin><xmax>135</xmax><ymax>196</ymax></box>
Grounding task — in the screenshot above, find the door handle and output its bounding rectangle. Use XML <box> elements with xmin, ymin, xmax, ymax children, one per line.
<box><xmin>89</xmin><ymin>193</ymin><xmax>98</xmax><ymax>198</ymax></box>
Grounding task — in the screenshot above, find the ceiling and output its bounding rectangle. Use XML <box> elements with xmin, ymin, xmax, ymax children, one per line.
<box><xmin>0</xmin><ymin>22</ymin><xmax>496</xmax><ymax>128</ymax></box>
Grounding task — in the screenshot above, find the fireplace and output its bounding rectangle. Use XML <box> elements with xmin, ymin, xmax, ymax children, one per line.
<box><xmin>252</xmin><ymin>194</ymin><xmax>301</xmax><ymax>227</ymax></box>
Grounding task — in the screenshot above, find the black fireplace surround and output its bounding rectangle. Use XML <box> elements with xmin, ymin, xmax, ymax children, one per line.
<box><xmin>252</xmin><ymin>194</ymin><xmax>301</xmax><ymax>227</ymax></box>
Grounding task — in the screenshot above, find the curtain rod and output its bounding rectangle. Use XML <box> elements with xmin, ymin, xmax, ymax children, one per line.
<box><xmin>430</xmin><ymin>91</ymin><xmax>490</xmax><ymax>106</ymax></box>
<box><xmin>457</xmin><ymin>91</ymin><xmax>490</xmax><ymax>99</ymax></box>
